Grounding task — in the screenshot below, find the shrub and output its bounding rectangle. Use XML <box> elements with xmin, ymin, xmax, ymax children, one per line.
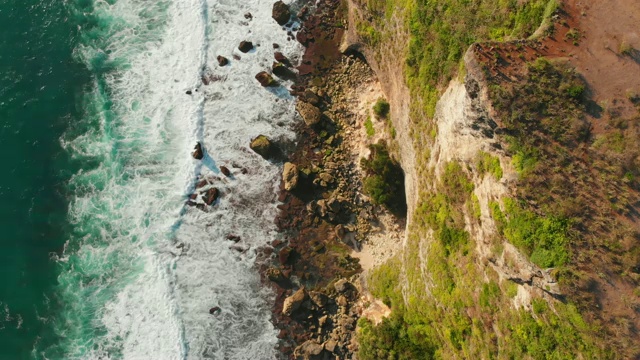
<box><xmin>373</xmin><ymin>98</ymin><xmax>390</xmax><ymax>118</ymax></box>
<box><xmin>361</xmin><ymin>142</ymin><xmax>407</xmax><ymax>216</ymax></box>
<box><xmin>364</xmin><ymin>116</ymin><xmax>375</xmax><ymax>137</ymax></box>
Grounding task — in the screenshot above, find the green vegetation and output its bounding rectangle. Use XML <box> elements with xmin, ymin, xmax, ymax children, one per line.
<box><xmin>359</xmin><ymin>0</ymin><xmax>556</xmax><ymax>118</ymax></box>
<box><xmin>373</xmin><ymin>98</ymin><xmax>390</xmax><ymax>118</ymax></box>
<box><xmin>364</xmin><ymin>116</ymin><xmax>375</xmax><ymax>137</ymax></box>
<box><xmin>361</xmin><ymin>142</ymin><xmax>407</xmax><ymax>216</ymax></box>
<box><xmin>492</xmin><ymin>198</ymin><xmax>570</xmax><ymax>268</ymax></box>
<box><xmin>475</xmin><ymin>151</ymin><xmax>503</xmax><ymax>180</ymax></box>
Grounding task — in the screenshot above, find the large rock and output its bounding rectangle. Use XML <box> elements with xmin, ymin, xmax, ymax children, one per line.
<box><xmin>272</xmin><ymin>1</ymin><xmax>291</xmax><ymax>26</ymax></box>
<box><xmin>250</xmin><ymin>135</ymin><xmax>272</xmax><ymax>158</ymax></box>
<box><xmin>294</xmin><ymin>340</ymin><xmax>324</xmax><ymax>359</ymax></box>
<box><xmin>238</xmin><ymin>41</ymin><xmax>253</xmax><ymax>53</ymax></box>
<box><xmin>282</xmin><ymin>162</ymin><xmax>299</xmax><ymax>191</ymax></box>
<box><xmin>282</xmin><ymin>287</ymin><xmax>306</xmax><ymax>316</ymax></box>
<box><xmin>296</xmin><ymin>101</ymin><xmax>322</xmax><ymax>127</ymax></box>
<box><xmin>255</xmin><ymin>71</ymin><xmax>278</xmax><ymax>87</ymax></box>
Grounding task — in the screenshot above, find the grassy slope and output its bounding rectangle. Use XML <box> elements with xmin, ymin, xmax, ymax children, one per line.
<box><xmin>352</xmin><ymin>0</ymin><xmax>630</xmax><ymax>358</ymax></box>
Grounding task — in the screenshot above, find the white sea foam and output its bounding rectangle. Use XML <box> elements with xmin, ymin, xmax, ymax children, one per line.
<box><xmin>55</xmin><ymin>0</ymin><xmax>302</xmax><ymax>359</ymax></box>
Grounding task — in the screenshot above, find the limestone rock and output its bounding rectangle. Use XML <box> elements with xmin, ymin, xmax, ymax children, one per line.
<box><xmin>272</xmin><ymin>1</ymin><xmax>291</xmax><ymax>26</ymax></box>
<box><xmin>282</xmin><ymin>162</ymin><xmax>299</xmax><ymax>191</ymax></box>
<box><xmin>282</xmin><ymin>287</ymin><xmax>307</xmax><ymax>316</ymax></box>
<box><xmin>250</xmin><ymin>135</ymin><xmax>272</xmax><ymax>159</ymax></box>
<box><xmin>296</xmin><ymin>101</ymin><xmax>322</xmax><ymax>127</ymax></box>
<box><xmin>294</xmin><ymin>340</ymin><xmax>324</xmax><ymax>358</ymax></box>
<box><xmin>324</xmin><ymin>340</ymin><xmax>338</xmax><ymax>353</ymax></box>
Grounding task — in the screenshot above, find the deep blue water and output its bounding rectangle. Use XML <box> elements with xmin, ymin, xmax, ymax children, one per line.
<box><xmin>0</xmin><ymin>1</ymin><xmax>89</xmax><ymax>358</ymax></box>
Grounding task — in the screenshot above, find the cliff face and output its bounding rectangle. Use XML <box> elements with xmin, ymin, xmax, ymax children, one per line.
<box><xmin>344</xmin><ymin>0</ymin><xmax>557</xmax><ymax>311</ymax></box>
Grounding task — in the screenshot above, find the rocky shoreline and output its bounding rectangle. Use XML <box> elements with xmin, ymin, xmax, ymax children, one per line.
<box><xmin>252</xmin><ymin>1</ymin><xmax>403</xmax><ymax>359</ymax></box>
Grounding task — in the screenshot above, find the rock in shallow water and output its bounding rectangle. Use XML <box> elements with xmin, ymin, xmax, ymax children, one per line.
<box><xmin>272</xmin><ymin>1</ymin><xmax>291</xmax><ymax>26</ymax></box>
<box><xmin>250</xmin><ymin>135</ymin><xmax>273</xmax><ymax>159</ymax></box>
<box><xmin>217</xmin><ymin>55</ymin><xmax>229</xmax><ymax>66</ymax></box>
<box><xmin>192</xmin><ymin>142</ymin><xmax>204</xmax><ymax>160</ymax></box>
<box><xmin>238</xmin><ymin>40</ymin><xmax>253</xmax><ymax>53</ymax></box>
<box><xmin>255</xmin><ymin>71</ymin><xmax>278</xmax><ymax>87</ymax></box>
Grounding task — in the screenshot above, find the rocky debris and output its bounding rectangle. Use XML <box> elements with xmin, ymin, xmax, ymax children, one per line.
<box><xmin>324</xmin><ymin>340</ymin><xmax>337</xmax><ymax>354</ymax></box>
<box><xmin>255</xmin><ymin>71</ymin><xmax>278</xmax><ymax>87</ymax></box>
<box><xmin>282</xmin><ymin>287</ymin><xmax>307</xmax><ymax>316</ymax></box>
<box><xmin>282</xmin><ymin>162</ymin><xmax>299</xmax><ymax>191</ymax></box>
<box><xmin>274</xmin><ymin>51</ymin><xmax>292</xmax><ymax>67</ymax></box>
<box><xmin>202</xmin><ymin>187</ymin><xmax>220</xmax><ymax>205</ymax></box>
<box><xmin>238</xmin><ymin>40</ymin><xmax>253</xmax><ymax>53</ymax></box>
<box><xmin>303</xmin><ymin>89</ymin><xmax>321</xmax><ymax>106</ymax></box>
<box><xmin>216</xmin><ymin>55</ymin><xmax>229</xmax><ymax>66</ymax></box>
<box><xmin>258</xmin><ymin>2</ymin><xmax>384</xmax><ymax>358</ymax></box>
<box><xmin>296</xmin><ymin>101</ymin><xmax>322</xmax><ymax>127</ymax></box>
<box><xmin>294</xmin><ymin>340</ymin><xmax>324</xmax><ymax>359</ymax></box>
<box><xmin>250</xmin><ymin>135</ymin><xmax>273</xmax><ymax>159</ymax></box>
<box><xmin>191</xmin><ymin>142</ymin><xmax>204</xmax><ymax>160</ymax></box>
<box><xmin>220</xmin><ymin>166</ymin><xmax>231</xmax><ymax>177</ymax></box>
<box><xmin>272</xmin><ymin>62</ymin><xmax>296</xmax><ymax>80</ymax></box>
<box><xmin>309</xmin><ymin>291</ymin><xmax>328</xmax><ymax>308</ymax></box>
<box><xmin>272</xmin><ymin>1</ymin><xmax>291</xmax><ymax>26</ymax></box>
<box><xmin>266</xmin><ymin>267</ymin><xmax>285</xmax><ymax>282</ymax></box>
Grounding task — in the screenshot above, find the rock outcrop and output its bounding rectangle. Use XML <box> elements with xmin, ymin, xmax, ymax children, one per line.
<box><xmin>282</xmin><ymin>287</ymin><xmax>307</xmax><ymax>316</ymax></box>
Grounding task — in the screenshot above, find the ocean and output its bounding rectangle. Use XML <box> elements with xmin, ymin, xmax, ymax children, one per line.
<box><xmin>0</xmin><ymin>0</ymin><xmax>301</xmax><ymax>359</ymax></box>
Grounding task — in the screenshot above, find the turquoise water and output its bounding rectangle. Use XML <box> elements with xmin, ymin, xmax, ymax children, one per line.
<box><xmin>1</xmin><ymin>0</ymin><xmax>299</xmax><ymax>357</ymax></box>
<box><xmin>0</xmin><ymin>0</ymin><xmax>90</xmax><ymax>358</ymax></box>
